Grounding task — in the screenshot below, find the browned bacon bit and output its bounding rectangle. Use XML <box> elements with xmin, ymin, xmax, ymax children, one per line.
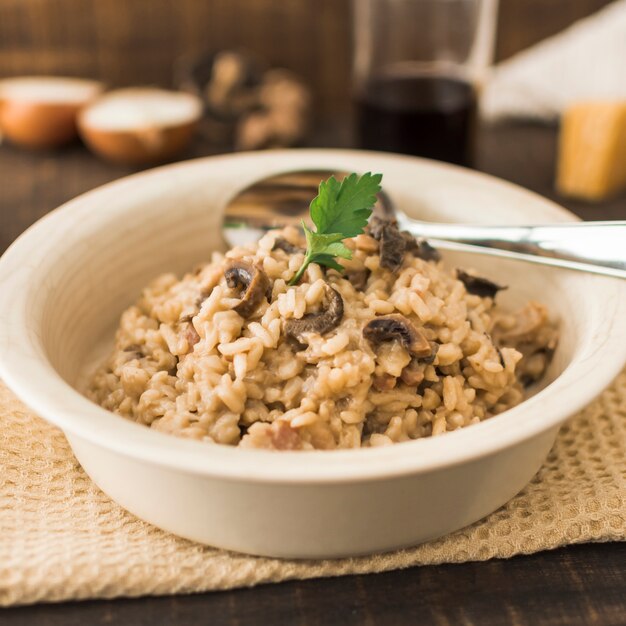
<box><xmin>270</xmin><ymin>421</ymin><xmax>302</xmax><ymax>450</ymax></box>
<box><xmin>182</xmin><ymin>322</ymin><xmax>200</xmax><ymax>348</ymax></box>
<box><xmin>363</xmin><ymin>314</ymin><xmax>432</xmax><ymax>358</ymax></box>
<box><xmin>372</xmin><ymin>374</ymin><xmax>397</xmax><ymax>391</ymax></box>
<box><xmin>224</xmin><ymin>259</ymin><xmax>271</xmax><ymax>318</ymax></box>
<box><xmin>285</xmin><ymin>284</ymin><xmax>344</xmax><ymax>341</ymax></box>
<box><xmin>456</xmin><ymin>269</ymin><xmax>507</xmax><ymax>299</ymax></box>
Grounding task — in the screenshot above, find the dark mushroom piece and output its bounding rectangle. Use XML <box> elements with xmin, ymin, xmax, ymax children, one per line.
<box><xmin>366</xmin><ymin>214</ymin><xmax>392</xmax><ymax>241</ymax></box>
<box><xmin>363</xmin><ymin>314</ymin><xmax>432</xmax><ymax>358</ymax></box>
<box><xmin>379</xmin><ymin>223</ymin><xmax>407</xmax><ymax>271</ymax></box>
<box><xmin>400</xmin><ymin>231</ymin><xmax>418</xmax><ymax>251</ymax></box>
<box><xmin>345</xmin><ymin>268</ymin><xmax>370</xmax><ymax>291</ymax></box>
<box><xmin>399</xmin><ymin>230</ymin><xmax>441</xmax><ymax>262</ymax></box>
<box><xmin>367</xmin><ymin>217</ymin><xmax>412</xmax><ymax>272</ymax></box>
<box><xmin>272</xmin><ymin>237</ymin><xmax>305</xmax><ymax>255</ymax></box>
<box><xmin>284</xmin><ymin>284</ymin><xmax>344</xmax><ymax>342</ymax></box>
<box><xmin>416</xmin><ymin>239</ymin><xmax>441</xmax><ymax>262</ymax></box>
<box><xmin>456</xmin><ymin>269</ymin><xmax>507</xmax><ymax>299</ymax></box>
<box><xmin>225</xmin><ymin>259</ymin><xmax>271</xmax><ymax>318</ymax></box>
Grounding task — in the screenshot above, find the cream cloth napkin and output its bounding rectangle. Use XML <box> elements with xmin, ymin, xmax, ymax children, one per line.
<box><xmin>482</xmin><ymin>0</ymin><xmax>626</xmax><ymax>120</ymax></box>
<box><xmin>1</xmin><ymin>372</ymin><xmax>625</xmax><ymax>607</ymax></box>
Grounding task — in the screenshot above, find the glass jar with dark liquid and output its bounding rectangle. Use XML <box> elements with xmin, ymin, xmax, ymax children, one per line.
<box><xmin>356</xmin><ymin>74</ymin><xmax>478</xmax><ymax>167</ymax></box>
<box><xmin>352</xmin><ymin>0</ymin><xmax>496</xmax><ymax>168</ymax></box>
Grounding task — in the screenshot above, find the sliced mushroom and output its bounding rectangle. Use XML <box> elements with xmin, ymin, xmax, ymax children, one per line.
<box><xmin>224</xmin><ymin>259</ymin><xmax>271</xmax><ymax>318</ymax></box>
<box><xmin>284</xmin><ymin>284</ymin><xmax>344</xmax><ymax>342</ymax></box>
<box><xmin>456</xmin><ymin>269</ymin><xmax>507</xmax><ymax>299</ymax></box>
<box><xmin>272</xmin><ymin>237</ymin><xmax>305</xmax><ymax>254</ymax></box>
<box><xmin>363</xmin><ymin>314</ymin><xmax>432</xmax><ymax>358</ymax></box>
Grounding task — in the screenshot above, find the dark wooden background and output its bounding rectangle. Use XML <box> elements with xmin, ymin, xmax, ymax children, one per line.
<box><xmin>0</xmin><ymin>0</ymin><xmax>615</xmax><ymax>117</ymax></box>
<box><xmin>1</xmin><ymin>1</ymin><xmax>625</xmax><ymax>624</ymax></box>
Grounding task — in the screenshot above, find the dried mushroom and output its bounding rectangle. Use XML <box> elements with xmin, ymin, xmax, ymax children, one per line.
<box><xmin>177</xmin><ymin>51</ymin><xmax>310</xmax><ymax>151</ymax></box>
<box><xmin>363</xmin><ymin>314</ymin><xmax>432</xmax><ymax>358</ymax></box>
<box><xmin>456</xmin><ymin>269</ymin><xmax>507</xmax><ymax>299</ymax></box>
<box><xmin>285</xmin><ymin>284</ymin><xmax>344</xmax><ymax>342</ymax></box>
<box><xmin>178</xmin><ymin>50</ymin><xmax>260</xmax><ymax>119</ymax></box>
<box><xmin>224</xmin><ymin>259</ymin><xmax>271</xmax><ymax>318</ymax></box>
<box><xmin>236</xmin><ymin>70</ymin><xmax>311</xmax><ymax>151</ymax></box>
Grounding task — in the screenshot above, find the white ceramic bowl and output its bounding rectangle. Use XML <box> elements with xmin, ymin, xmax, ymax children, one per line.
<box><xmin>1</xmin><ymin>150</ymin><xmax>624</xmax><ymax>559</ymax></box>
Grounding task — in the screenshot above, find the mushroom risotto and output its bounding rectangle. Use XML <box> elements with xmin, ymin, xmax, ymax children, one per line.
<box><xmin>88</xmin><ymin>219</ymin><xmax>558</xmax><ymax>450</ymax></box>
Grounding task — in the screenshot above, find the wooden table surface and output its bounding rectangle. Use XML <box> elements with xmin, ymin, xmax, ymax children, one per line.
<box><xmin>1</xmin><ymin>122</ymin><xmax>625</xmax><ymax>625</ymax></box>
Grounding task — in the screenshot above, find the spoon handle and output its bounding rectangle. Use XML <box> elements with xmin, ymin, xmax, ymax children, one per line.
<box><xmin>398</xmin><ymin>218</ymin><xmax>626</xmax><ymax>279</ymax></box>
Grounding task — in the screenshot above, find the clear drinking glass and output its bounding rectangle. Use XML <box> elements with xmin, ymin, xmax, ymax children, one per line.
<box><xmin>352</xmin><ymin>0</ymin><xmax>498</xmax><ymax>166</ymax></box>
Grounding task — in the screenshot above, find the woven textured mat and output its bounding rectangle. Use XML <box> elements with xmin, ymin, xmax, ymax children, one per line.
<box><xmin>1</xmin><ymin>372</ymin><xmax>624</xmax><ymax>606</ymax></box>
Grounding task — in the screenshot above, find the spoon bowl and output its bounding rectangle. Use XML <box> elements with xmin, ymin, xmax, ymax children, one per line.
<box><xmin>223</xmin><ymin>168</ymin><xmax>626</xmax><ymax>279</ymax></box>
<box><xmin>223</xmin><ymin>169</ymin><xmax>393</xmax><ymax>247</ymax></box>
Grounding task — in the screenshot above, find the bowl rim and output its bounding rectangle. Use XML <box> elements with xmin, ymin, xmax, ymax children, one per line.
<box><xmin>0</xmin><ymin>148</ymin><xmax>624</xmax><ymax>484</ymax></box>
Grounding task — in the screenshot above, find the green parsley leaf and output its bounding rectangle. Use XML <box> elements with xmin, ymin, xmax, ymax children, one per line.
<box><xmin>309</xmin><ymin>254</ymin><xmax>345</xmax><ymax>272</ymax></box>
<box><xmin>310</xmin><ymin>172</ymin><xmax>383</xmax><ymax>236</ymax></box>
<box><xmin>289</xmin><ymin>172</ymin><xmax>382</xmax><ymax>285</ymax></box>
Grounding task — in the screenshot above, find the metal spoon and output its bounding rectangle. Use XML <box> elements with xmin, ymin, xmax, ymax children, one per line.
<box><xmin>223</xmin><ymin>169</ymin><xmax>626</xmax><ymax>279</ymax></box>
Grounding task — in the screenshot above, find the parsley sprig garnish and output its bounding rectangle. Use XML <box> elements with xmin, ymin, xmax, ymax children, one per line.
<box><xmin>289</xmin><ymin>172</ymin><xmax>382</xmax><ymax>285</ymax></box>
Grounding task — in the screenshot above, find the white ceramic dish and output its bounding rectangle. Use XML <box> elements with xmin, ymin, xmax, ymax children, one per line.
<box><xmin>0</xmin><ymin>150</ymin><xmax>624</xmax><ymax>559</ymax></box>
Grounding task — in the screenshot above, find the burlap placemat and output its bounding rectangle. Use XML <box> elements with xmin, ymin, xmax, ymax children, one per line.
<box><xmin>1</xmin><ymin>372</ymin><xmax>625</xmax><ymax>607</ymax></box>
